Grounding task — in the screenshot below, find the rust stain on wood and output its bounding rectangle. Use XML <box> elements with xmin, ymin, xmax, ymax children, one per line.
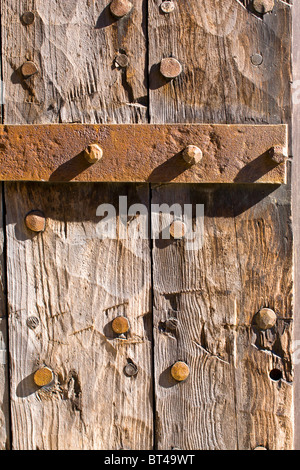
<box><xmin>0</xmin><ymin>124</ymin><xmax>287</xmax><ymax>183</ymax></box>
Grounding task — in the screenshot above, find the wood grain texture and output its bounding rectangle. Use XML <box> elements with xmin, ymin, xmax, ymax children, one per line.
<box><xmin>0</xmin><ymin>184</ymin><xmax>10</xmax><ymax>450</ymax></box>
<box><xmin>148</xmin><ymin>0</ymin><xmax>292</xmax><ymax>124</ymax></box>
<box><xmin>1</xmin><ymin>0</ymin><xmax>148</xmax><ymax>124</ymax></box>
<box><xmin>150</xmin><ymin>0</ymin><xmax>293</xmax><ymax>450</ymax></box>
<box><xmin>152</xmin><ymin>184</ymin><xmax>293</xmax><ymax>450</ymax></box>
<box><xmin>5</xmin><ymin>182</ymin><xmax>152</xmax><ymax>450</ymax></box>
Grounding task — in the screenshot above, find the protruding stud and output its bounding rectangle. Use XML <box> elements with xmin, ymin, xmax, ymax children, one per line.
<box><xmin>253</xmin><ymin>0</ymin><xmax>274</xmax><ymax>14</ymax></box>
<box><xmin>169</xmin><ymin>221</ymin><xmax>186</xmax><ymax>239</ymax></box>
<box><xmin>115</xmin><ymin>54</ymin><xmax>129</xmax><ymax>68</ymax></box>
<box><xmin>160</xmin><ymin>58</ymin><xmax>182</xmax><ymax>79</ymax></box>
<box><xmin>112</xmin><ymin>316</ymin><xmax>130</xmax><ymax>334</ymax></box>
<box><xmin>33</xmin><ymin>367</ymin><xmax>54</xmax><ymax>387</ymax></box>
<box><xmin>183</xmin><ymin>145</ymin><xmax>203</xmax><ymax>165</ymax></box>
<box><xmin>110</xmin><ymin>0</ymin><xmax>133</xmax><ymax>18</ymax></box>
<box><xmin>25</xmin><ymin>210</ymin><xmax>46</xmax><ymax>233</ymax></box>
<box><xmin>160</xmin><ymin>1</ymin><xmax>175</xmax><ymax>13</ymax></box>
<box><xmin>251</xmin><ymin>53</ymin><xmax>263</xmax><ymax>66</ymax></box>
<box><xmin>171</xmin><ymin>362</ymin><xmax>190</xmax><ymax>382</ymax></box>
<box><xmin>21</xmin><ymin>11</ymin><xmax>35</xmax><ymax>25</ymax></box>
<box><xmin>83</xmin><ymin>144</ymin><xmax>103</xmax><ymax>164</ymax></box>
<box><xmin>269</xmin><ymin>145</ymin><xmax>288</xmax><ymax>164</ymax></box>
<box><xmin>254</xmin><ymin>308</ymin><xmax>277</xmax><ymax>330</ymax></box>
<box><xmin>21</xmin><ymin>61</ymin><xmax>39</xmax><ymax>78</ymax></box>
<box><xmin>124</xmin><ymin>362</ymin><xmax>138</xmax><ymax>377</ymax></box>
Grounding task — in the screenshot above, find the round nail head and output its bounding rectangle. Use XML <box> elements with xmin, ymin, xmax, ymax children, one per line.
<box><xmin>34</xmin><ymin>367</ymin><xmax>54</xmax><ymax>387</ymax></box>
<box><xmin>110</xmin><ymin>0</ymin><xmax>133</xmax><ymax>18</ymax></box>
<box><xmin>115</xmin><ymin>54</ymin><xmax>129</xmax><ymax>68</ymax></box>
<box><xmin>251</xmin><ymin>53</ymin><xmax>263</xmax><ymax>66</ymax></box>
<box><xmin>170</xmin><ymin>221</ymin><xmax>186</xmax><ymax>239</ymax></box>
<box><xmin>21</xmin><ymin>11</ymin><xmax>35</xmax><ymax>25</ymax></box>
<box><xmin>269</xmin><ymin>145</ymin><xmax>288</xmax><ymax>164</ymax></box>
<box><xmin>160</xmin><ymin>1</ymin><xmax>175</xmax><ymax>13</ymax></box>
<box><xmin>84</xmin><ymin>144</ymin><xmax>103</xmax><ymax>164</ymax></box>
<box><xmin>171</xmin><ymin>362</ymin><xmax>190</xmax><ymax>382</ymax></box>
<box><xmin>254</xmin><ymin>446</ymin><xmax>267</xmax><ymax>450</ymax></box>
<box><xmin>253</xmin><ymin>0</ymin><xmax>274</xmax><ymax>14</ymax></box>
<box><xmin>255</xmin><ymin>308</ymin><xmax>277</xmax><ymax>330</ymax></box>
<box><xmin>25</xmin><ymin>210</ymin><xmax>46</xmax><ymax>233</ymax></box>
<box><xmin>160</xmin><ymin>58</ymin><xmax>182</xmax><ymax>79</ymax></box>
<box><xmin>26</xmin><ymin>316</ymin><xmax>40</xmax><ymax>330</ymax></box>
<box><xmin>21</xmin><ymin>61</ymin><xmax>39</xmax><ymax>78</ymax></box>
<box><xmin>112</xmin><ymin>316</ymin><xmax>130</xmax><ymax>334</ymax></box>
<box><xmin>183</xmin><ymin>145</ymin><xmax>203</xmax><ymax>165</ymax></box>
<box><xmin>124</xmin><ymin>363</ymin><xmax>138</xmax><ymax>377</ymax></box>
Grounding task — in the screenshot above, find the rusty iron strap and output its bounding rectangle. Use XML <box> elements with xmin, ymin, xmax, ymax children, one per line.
<box><xmin>0</xmin><ymin>124</ymin><xmax>288</xmax><ymax>183</ymax></box>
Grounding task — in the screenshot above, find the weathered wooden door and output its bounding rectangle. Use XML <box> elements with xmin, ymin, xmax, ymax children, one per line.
<box><xmin>0</xmin><ymin>0</ymin><xmax>296</xmax><ymax>450</ymax></box>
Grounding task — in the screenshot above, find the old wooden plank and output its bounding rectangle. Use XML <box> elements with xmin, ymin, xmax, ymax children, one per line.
<box><xmin>5</xmin><ymin>181</ymin><xmax>152</xmax><ymax>450</ymax></box>
<box><xmin>2</xmin><ymin>0</ymin><xmax>153</xmax><ymax>450</ymax></box>
<box><xmin>0</xmin><ymin>183</ymin><xmax>10</xmax><ymax>450</ymax></box>
<box><xmin>0</xmin><ymin>124</ymin><xmax>288</xmax><ymax>184</ymax></box>
<box><xmin>150</xmin><ymin>0</ymin><xmax>293</xmax><ymax>450</ymax></box>
<box><xmin>2</xmin><ymin>0</ymin><xmax>147</xmax><ymax>124</ymax></box>
<box><xmin>149</xmin><ymin>0</ymin><xmax>291</xmax><ymax>124</ymax></box>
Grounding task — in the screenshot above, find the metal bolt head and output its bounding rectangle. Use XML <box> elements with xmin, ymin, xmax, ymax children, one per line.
<box><xmin>21</xmin><ymin>11</ymin><xmax>35</xmax><ymax>25</ymax></box>
<box><xmin>160</xmin><ymin>58</ymin><xmax>182</xmax><ymax>79</ymax></box>
<box><xmin>84</xmin><ymin>144</ymin><xmax>103</xmax><ymax>164</ymax></box>
<box><xmin>33</xmin><ymin>367</ymin><xmax>54</xmax><ymax>387</ymax></box>
<box><xmin>112</xmin><ymin>316</ymin><xmax>130</xmax><ymax>334</ymax></box>
<box><xmin>110</xmin><ymin>0</ymin><xmax>133</xmax><ymax>18</ymax></box>
<box><xmin>251</xmin><ymin>54</ymin><xmax>263</xmax><ymax>66</ymax></box>
<box><xmin>183</xmin><ymin>145</ymin><xmax>203</xmax><ymax>165</ymax></box>
<box><xmin>115</xmin><ymin>54</ymin><xmax>129</xmax><ymax>68</ymax></box>
<box><xmin>169</xmin><ymin>221</ymin><xmax>186</xmax><ymax>239</ymax></box>
<box><xmin>255</xmin><ymin>308</ymin><xmax>277</xmax><ymax>330</ymax></box>
<box><xmin>25</xmin><ymin>210</ymin><xmax>46</xmax><ymax>233</ymax></box>
<box><xmin>21</xmin><ymin>61</ymin><xmax>39</xmax><ymax>78</ymax></box>
<box><xmin>160</xmin><ymin>1</ymin><xmax>175</xmax><ymax>13</ymax></box>
<box><xmin>124</xmin><ymin>362</ymin><xmax>138</xmax><ymax>377</ymax></box>
<box><xmin>269</xmin><ymin>145</ymin><xmax>288</xmax><ymax>164</ymax></box>
<box><xmin>171</xmin><ymin>362</ymin><xmax>190</xmax><ymax>382</ymax></box>
<box><xmin>253</xmin><ymin>0</ymin><xmax>274</xmax><ymax>14</ymax></box>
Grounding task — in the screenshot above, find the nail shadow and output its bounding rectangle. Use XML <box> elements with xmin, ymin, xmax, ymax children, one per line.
<box><xmin>149</xmin><ymin>63</ymin><xmax>171</xmax><ymax>90</ymax></box>
<box><xmin>95</xmin><ymin>5</ymin><xmax>118</xmax><ymax>29</ymax></box>
<box><xmin>49</xmin><ymin>152</ymin><xmax>93</xmax><ymax>182</ymax></box>
<box><xmin>16</xmin><ymin>372</ymin><xmax>39</xmax><ymax>398</ymax></box>
<box><xmin>147</xmin><ymin>152</ymin><xmax>189</xmax><ymax>183</ymax></box>
<box><xmin>233</xmin><ymin>151</ymin><xmax>279</xmax><ymax>183</ymax></box>
<box><xmin>159</xmin><ymin>366</ymin><xmax>178</xmax><ymax>389</ymax></box>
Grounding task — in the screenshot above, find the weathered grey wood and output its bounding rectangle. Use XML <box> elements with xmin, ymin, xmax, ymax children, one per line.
<box><xmin>149</xmin><ymin>0</ymin><xmax>291</xmax><ymax>124</ymax></box>
<box><xmin>292</xmin><ymin>0</ymin><xmax>300</xmax><ymax>450</ymax></box>
<box><xmin>0</xmin><ymin>183</ymin><xmax>10</xmax><ymax>450</ymax></box>
<box><xmin>2</xmin><ymin>0</ymin><xmax>152</xmax><ymax>450</ymax></box>
<box><xmin>5</xmin><ymin>182</ymin><xmax>152</xmax><ymax>450</ymax></box>
<box><xmin>2</xmin><ymin>0</ymin><xmax>147</xmax><ymax>124</ymax></box>
<box><xmin>150</xmin><ymin>0</ymin><xmax>293</xmax><ymax>450</ymax></box>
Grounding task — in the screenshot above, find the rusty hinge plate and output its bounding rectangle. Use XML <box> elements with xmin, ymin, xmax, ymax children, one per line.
<box><xmin>0</xmin><ymin>124</ymin><xmax>288</xmax><ymax>183</ymax></box>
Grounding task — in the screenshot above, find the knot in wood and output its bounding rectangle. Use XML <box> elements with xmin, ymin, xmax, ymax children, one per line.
<box><xmin>253</xmin><ymin>0</ymin><xmax>274</xmax><ymax>14</ymax></box>
<box><xmin>84</xmin><ymin>144</ymin><xmax>103</xmax><ymax>164</ymax></box>
<box><xmin>160</xmin><ymin>58</ymin><xmax>182</xmax><ymax>79</ymax></box>
<box><xmin>255</xmin><ymin>308</ymin><xmax>277</xmax><ymax>330</ymax></box>
<box><xmin>110</xmin><ymin>0</ymin><xmax>133</xmax><ymax>18</ymax></box>
<box><xmin>183</xmin><ymin>145</ymin><xmax>203</xmax><ymax>165</ymax></box>
<box><xmin>112</xmin><ymin>316</ymin><xmax>130</xmax><ymax>334</ymax></box>
<box><xmin>25</xmin><ymin>210</ymin><xmax>46</xmax><ymax>232</ymax></box>
<box><xmin>33</xmin><ymin>367</ymin><xmax>54</xmax><ymax>387</ymax></box>
<box><xmin>171</xmin><ymin>362</ymin><xmax>190</xmax><ymax>382</ymax></box>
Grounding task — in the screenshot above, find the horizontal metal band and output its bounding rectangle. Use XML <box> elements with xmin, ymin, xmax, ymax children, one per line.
<box><xmin>0</xmin><ymin>124</ymin><xmax>288</xmax><ymax>183</ymax></box>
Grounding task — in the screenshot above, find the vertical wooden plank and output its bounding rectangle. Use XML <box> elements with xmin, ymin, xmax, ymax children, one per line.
<box><xmin>0</xmin><ymin>183</ymin><xmax>10</xmax><ymax>450</ymax></box>
<box><xmin>292</xmin><ymin>0</ymin><xmax>300</xmax><ymax>450</ymax></box>
<box><xmin>2</xmin><ymin>0</ymin><xmax>152</xmax><ymax>449</ymax></box>
<box><xmin>149</xmin><ymin>0</ymin><xmax>293</xmax><ymax>449</ymax></box>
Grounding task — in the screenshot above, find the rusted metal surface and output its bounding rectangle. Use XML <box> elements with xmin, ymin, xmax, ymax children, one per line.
<box><xmin>0</xmin><ymin>124</ymin><xmax>288</xmax><ymax>183</ymax></box>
